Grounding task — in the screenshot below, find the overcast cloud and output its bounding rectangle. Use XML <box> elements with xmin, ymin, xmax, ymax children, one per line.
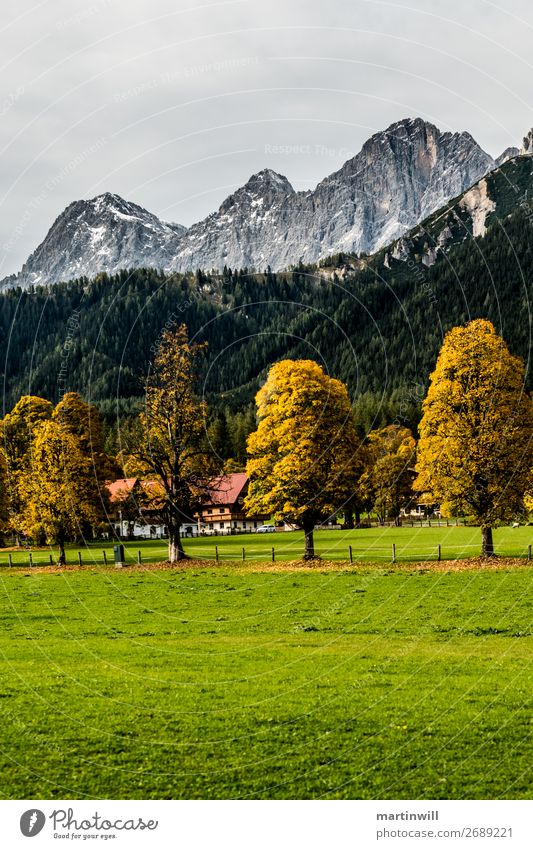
<box><xmin>1</xmin><ymin>0</ymin><xmax>532</xmax><ymax>276</ymax></box>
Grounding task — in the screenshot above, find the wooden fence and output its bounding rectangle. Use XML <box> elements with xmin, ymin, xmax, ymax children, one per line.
<box><xmin>2</xmin><ymin>542</ymin><xmax>532</xmax><ymax>568</ymax></box>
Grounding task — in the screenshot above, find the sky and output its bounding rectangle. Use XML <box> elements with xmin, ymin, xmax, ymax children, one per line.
<box><xmin>1</xmin><ymin>0</ymin><xmax>532</xmax><ymax>277</ymax></box>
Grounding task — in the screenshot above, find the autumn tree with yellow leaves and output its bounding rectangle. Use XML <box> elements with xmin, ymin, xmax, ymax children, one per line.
<box><xmin>132</xmin><ymin>324</ymin><xmax>216</xmax><ymax>562</ymax></box>
<box><xmin>415</xmin><ymin>319</ymin><xmax>533</xmax><ymax>556</ymax></box>
<box><xmin>0</xmin><ymin>393</ymin><xmax>112</xmax><ymax>558</ymax></box>
<box><xmin>53</xmin><ymin>392</ymin><xmax>111</xmax><ymax>485</ymax></box>
<box><xmin>53</xmin><ymin>392</ymin><xmax>111</xmax><ymax>531</ymax></box>
<box><xmin>361</xmin><ymin>425</ymin><xmax>416</xmax><ymax>525</ymax></box>
<box><xmin>1</xmin><ymin>395</ymin><xmax>53</xmax><ymax>541</ymax></box>
<box><xmin>21</xmin><ymin>419</ymin><xmax>106</xmax><ymax>564</ymax></box>
<box><xmin>0</xmin><ymin>449</ymin><xmax>9</xmax><ymax>542</ymax></box>
<box><xmin>245</xmin><ymin>359</ymin><xmax>363</xmax><ymax>559</ymax></box>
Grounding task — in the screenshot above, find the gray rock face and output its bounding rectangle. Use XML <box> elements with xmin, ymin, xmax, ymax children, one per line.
<box><xmin>3</xmin><ymin>118</ymin><xmax>498</xmax><ymax>288</ymax></box>
<box><xmin>521</xmin><ymin>129</ymin><xmax>533</xmax><ymax>155</ymax></box>
<box><xmin>170</xmin><ymin>118</ymin><xmax>495</xmax><ymax>272</ymax></box>
<box><xmin>496</xmin><ymin>147</ymin><xmax>520</xmax><ymax>166</ymax></box>
<box><xmin>5</xmin><ymin>193</ymin><xmax>186</xmax><ymax>289</ymax></box>
<box><xmin>175</xmin><ymin>169</ymin><xmax>296</xmax><ymax>271</ymax></box>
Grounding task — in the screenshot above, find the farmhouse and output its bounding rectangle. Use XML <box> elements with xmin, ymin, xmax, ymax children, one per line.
<box><xmin>106</xmin><ymin>477</ymin><xmax>198</xmax><ymax>539</ymax></box>
<box><xmin>195</xmin><ymin>472</ymin><xmax>269</xmax><ymax>534</ymax></box>
<box><xmin>106</xmin><ymin>472</ymin><xmax>269</xmax><ymax>538</ymax></box>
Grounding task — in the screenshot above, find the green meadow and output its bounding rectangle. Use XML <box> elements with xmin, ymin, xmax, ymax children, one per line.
<box><xmin>0</xmin><ymin>561</ymin><xmax>531</xmax><ymax>799</ymax></box>
<box><xmin>2</xmin><ymin>524</ymin><xmax>533</xmax><ymax>567</ymax></box>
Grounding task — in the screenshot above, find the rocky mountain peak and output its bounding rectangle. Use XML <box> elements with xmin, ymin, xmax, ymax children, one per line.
<box><xmin>218</xmin><ymin>168</ymin><xmax>294</xmax><ymax>216</ymax></box>
<box><xmin>75</xmin><ymin>192</ymin><xmax>184</xmax><ymax>231</ymax></box>
<box><xmin>10</xmin><ymin>192</ymin><xmax>186</xmax><ymax>289</ymax></box>
<box><xmin>244</xmin><ymin>168</ymin><xmax>295</xmax><ymax>194</ymax></box>
<box><xmin>306</xmin><ymin>118</ymin><xmax>495</xmax><ymax>261</ymax></box>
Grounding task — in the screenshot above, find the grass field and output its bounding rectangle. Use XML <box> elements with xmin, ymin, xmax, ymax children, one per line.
<box><xmin>0</xmin><ymin>562</ymin><xmax>531</xmax><ymax>799</ymax></box>
<box><xmin>1</xmin><ymin>524</ymin><xmax>533</xmax><ymax>567</ymax></box>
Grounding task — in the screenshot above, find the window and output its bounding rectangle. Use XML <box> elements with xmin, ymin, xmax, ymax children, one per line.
<box><xmin>209</xmin><ymin>523</ymin><xmax>213</xmax><ymax>530</ymax></box>
<box><xmin>243</xmin><ymin>521</ymin><xmax>247</xmax><ymax>528</ymax></box>
<box><xmin>254</xmin><ymin>521</ymin><xmax>258</xmax><ymax>528</ymax></box>
<box><xmin>219</xmin><ymin>522</ymin><xmax>225</xmax><ymax>529</ymax></box>
<box><xmin>207</xmin><ymin>509</ymin><xmax>213</xmax><ymax>514</ymax></box>
<box><xmin>220</xmin><ymin>507</ymin><xmax>225</xmax><ymax>513</ymax></box>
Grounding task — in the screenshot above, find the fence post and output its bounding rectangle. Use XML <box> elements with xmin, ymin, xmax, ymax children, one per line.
<box><xmin>137</xmin><ymin>550</ymin><xmax>141</xmax><ymax>564</ymax></box>
<box><xmin>271</xmin><ymin>546</ymin><xmax>275</xmax><ymax>562</ymax></box>
<box><xmin>437</xmin><ymin>544</ymin><xmax>441</xmax><ymax>562</ymax></box>
<box><xmin>78</xmin><ymin>551</ymin><xmax>82</xmax><ymax>567</ymax></box>
<box><xmin>349</xmin><ymin>545</ymin><xmax>353</xmax><ymax>564</ymax></box>
<box><xmin>29</xmin><ymin>552</ymin><xmax>33</xmax><ymax>568</ymax></box>
<box><xmin>215</xmin><ymin>545</ymin><xmax>219</xmax><ymax>562</ymax></box>
<box><xmin>49</xmin><ymin>554</ymin><xmax>53</xmax><ymax>565</ymax></box>
<box><xmin>8</xmin><ymin>553</ymin><xmax>12</xmax><ymax>568</ymax></box>
<box><xmin>103</xmin><ymin>550</ymin><xmax>107</xmax><ymax>565</ymax></box>
<box><xmin>242</xmin><ymin>547</ymin><xmax>245</xmax><ymax>561</ymax></box>
<box><xmin>392</xmin><ymin>543</ymin><xmax>396</xmax><ymax>563</ymax></box>
<box><xmin>528</xmin><ymin>544</ymin><xmax>531</xmax><ymax>561</ymax></box>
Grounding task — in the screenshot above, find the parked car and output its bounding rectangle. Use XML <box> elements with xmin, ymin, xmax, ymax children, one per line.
<box><xmin>256</xmin><ymin>525</ymin><xmax>276</xmax><ymax>533</ymax></box>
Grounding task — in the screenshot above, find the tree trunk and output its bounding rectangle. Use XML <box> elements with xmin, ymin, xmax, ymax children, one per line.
<box><xmin>168</xmin><ymin>524</ymin><xmax>187</xmax><ymax>562</ymax></box>
<box><xmin>303</xmin><ymin>518</ymin><xmax>317</xmax><ymax>560</ymax></box>
<box><xmin>481</xmin><ymin>526</ymin><xmax>494</xmax><ymax>557</ymax></box>
<box><xmin>58</xmin><ymin>539</ymin><xmax>66</xmax><ymax>566</ymax></box>
<box><xmin>344</xmin><ymin>509</ymin><xmax>354</xmax><ymax>529</ymax></box>
<box><xmin>355</xmin><ymin>508</ymin><xmax>361</xmax><ymax>527</ymax></box>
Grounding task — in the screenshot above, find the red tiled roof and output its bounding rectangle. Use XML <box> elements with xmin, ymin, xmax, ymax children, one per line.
<box><xmin>106</xmin><ymin>473</ymin><xmax>248</xmax><ymax>508</ymax></box>
<box><xmin>106</xmin><ymin>478</ymin><xmax>138</xmax><ymax>502</ymax></box>
<box><xmin>204</xmin><ymin>473</ymin><xmax>248</xmax><ymax>505</ymax></box>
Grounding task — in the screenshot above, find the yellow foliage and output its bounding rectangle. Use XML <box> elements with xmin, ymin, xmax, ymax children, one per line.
<box><xmin>361</xmin><ymin>425</ymin><xmax>416</xmax><ymax>522</ymax></box>
<box><xmin>53</xmin><ymin>392</ymin><xmax>110</xmax><ymax>482</ymax></box>
<box><xmin>245</xmin><ymin>360</ymin><xmax>363</xmax><ymax>540</ymax></box>
<box><xmin>20</xmin><ymin>420</ymin><xmax>105</xmax><ymax>561</ymax></box>
<box><xmin>136</xmin><ymin>324</ymin><xmax>216</xmax><ymax>561</ymax></box>
<box><xmin>1</xmin><ymin>395</ymin><xmax>53</xmax><ymax>535</ymax></box>
<box><xmin>0</xmin><ymin>449</ymin><xmax>9</xmax><ymax>533</ymax></box>
<box><xmin>415</xmin><ymin>319</ymin><xmax>533</xmax><ymax>532</ymax></box>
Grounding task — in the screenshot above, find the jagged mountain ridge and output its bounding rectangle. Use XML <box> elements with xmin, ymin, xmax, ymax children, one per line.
<box><xmin>174</xmin><ymin>118</ymin><xmax>496</xmax><ymax>272</ymax></box>
<box><xmin>5</xmin><ymin>117</ymin><xmax>532</xmax><ymax>289</ymax></box>
<box><xmin>3</xmin><ymin>193</ymin><xmax>186</xmax><ymax>290</ymax></box>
